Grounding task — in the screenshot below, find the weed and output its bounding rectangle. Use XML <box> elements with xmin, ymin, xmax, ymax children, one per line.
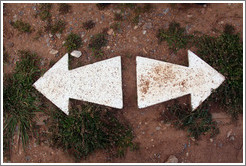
<box><xmin>50</xmin><ymin>20</ymin><xmax>66</xmax><ymax>35</ymax></box>
<box><xmin>195</xmin><ymin>24</ymin><xmax>243</xmax><ymax>119</ymax></box>
<box><xmin>10</xmin><ymin>20</ymin><xmax>31</xmax><ymax>33</ymax></box>
<box><xmin>38</xmin><ymin>3</ymin><xmax>52</xmax><ymax>21</ymax></box>
<box><xmin>96</xmin><ymin>3</ymin><xmax>111</xmax><ymax>10</ymax></box>
<box><xmin>48</xmin><ymin>104</ymin><xmax>136</xmax><ymax>161</ymax></box>
<box><xmin>114</xmin><ymin>13</ymin><xmax>123</xmax><ymax>21</ymax></box>
<box><xmin>157</xmin><ymin>21</ymin><xmax>193</xmax><ymax>53</ymax></box>
<box><xmin>34</xmin><ymin>29</ymin><xmax>43</xmax><ymax>40</ymax></box>
<box><xmin>83</xmin><ymin>20</ymin><xmax>96</xmax><ymax>30</ymax></box>
<box><xmin>110</xmin><ymin>22</ymin><xmax>121</xmax><ymax>33</ymax></box>
<box><xmin>89</xmin><ymin>33</ymin><xmax>108</xmax><ymax>58</ymax></box>
<box><xmin>58</xmin><ymin>3</ymin><xmax>71</xmax><ymax>14</ymax></box>
<box><xmin>3</xmin><ymin>51</ymin><xmax>41</xmax><ymax>157</ymax></box>
<box><xmin>160</xmin><ymin>101</ymin><xmax>219</xmax><ymax>139</ymax></box>
<box><xmin>64</xmin><ymin>33</ymin><xmax>82</xmax><ymax>53</ymax></box>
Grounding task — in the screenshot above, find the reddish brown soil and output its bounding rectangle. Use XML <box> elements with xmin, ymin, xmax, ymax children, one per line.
<box><xmin>3</xmin><ymin>3</ymin><xmax>243</xmax><ymax>163</ymax></box>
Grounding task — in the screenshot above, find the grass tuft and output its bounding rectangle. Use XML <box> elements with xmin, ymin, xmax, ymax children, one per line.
<box><xmin>48</xmin><ymin>104</ymin><xmax>136</xmax><ymax>161</ymax></box>
<box><xmin>157</xmin><ymin>21</ymin><xmax>193</xmax><ymax>53</ymax></box>
<box><xmin>89</xmin><ymin>33</ymin><xmax>108</xmax><ymax>58</ymax></box>
<box><xmin>58</xmin><ymin>3</ymin><xmax>71</xmax><ymax>14</ymax></box>
<box><xmin>3</xmin><ymin>51</ymin><xmax>41</xmax><ymax>157</ymax></box>
<box><xmin>64</xmin><ymin>33</ymin><xmax>82</xmax><ymax>53</ymax></box>
<box><xmin>83</xmin><ymin>20</ymin><xmax>96</xmax><ymax>30</ymax></box>
<box><xmin>50</xmin><ymin>20</ymin><xmax>66</xmax><ymax>35</ymax></box>
<box><xmin>10</xmin><ymin>20</ymin><xmax>31</xmax><ymax>33</ymax></box>
<box><xmin>195</xmin><ymin>24</ymin><xmax>243</xmax><ymax>119</ymax></box>
<box><xmin>160</xmin><ymin>101</ymin><xmax>219</xmax><ymax>139</ymax></box>
<box><xmin>38</xmin><ymin>3</ymin><xmax>52</xmax><ymax>21</ymax></box>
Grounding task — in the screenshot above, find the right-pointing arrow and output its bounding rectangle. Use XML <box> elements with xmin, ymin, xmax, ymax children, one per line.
<box><xmin>137</xmin><ymin>50</ymin><xmax>225</xmax><ymax>110</ymax></box>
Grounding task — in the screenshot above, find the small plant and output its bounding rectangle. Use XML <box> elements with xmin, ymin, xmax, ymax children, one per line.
<box><xmin>96</xmin><ymin>3</ymin><xmax>111</xmax><ymax>10</ymax></box>
<box><xmin>10</xmin><ymin>20</ymin><xmax>31</xmax><ymax>33</ymax></box>
<box><xmin>110</xmin><ymin>22</ymin><xmax>121</xmax><ymax>33</ymax></box>
<box><xmin>82</xmin><ymin>20</ymin><xmax>96</xmax><ymax>30</ymax></box>
<box><xmin>89</xmin><ymin>33</ymin><xmax>108</xmax><ymax>58</ymax></box>
<box><xmin>195</xmin><ymin>24</ymin><xmax>243</xmax><ymax>119</ymax></box>
<box><xmin>3</xmin><ymin>51</ymin><xmax>41</xmax><ymax>158</ymax></box>
<box><xmin>64</xmin><ymin>33</ymin><xmax>82</xmax><ymax>53</ymax></box>
<box><xmin>58</xmin><ymin>3</ymin><xmax>71</xmax><ymax>14</ymax></box>
<box><xmin>157</xmin><ymin>21</ymin><xmax>193</xmax><ymax>53</ymax></box>
<box><xmin>38</xmin><ymin>3</ymin><xmax>52</xmax><ymax>21</ymax></box>
<box><xmin>132</xmin><ymin>15</ymin><xmax>140</xmax><ymax>25</ymax></box>
<box><xmin>114</xmin><ymin>13</ymin><xmax>123</xmax><ymax>21</ymax></box>
<box><xmin>34</xmin><ymin>29</ymin><xmax>43</xmax><ymax>40</ymax></box>
<box><xmin>48</xmin><ymin>104</ymin><xmax>136</xmax><ymax>161</ymax></box>
<box><xmin>160</xmin><ymin>101</ymin><xmax>219</xmax><ymax>139</ymax></box>
<box><xmin>3</xmin><ymin>46</ymin><xmax>9</xmax><ymax>64</ymax></box>
<box><xmin>50</xmin><ymin>20</ymin><xmax>66</xmax><ymax>35</ymax></box>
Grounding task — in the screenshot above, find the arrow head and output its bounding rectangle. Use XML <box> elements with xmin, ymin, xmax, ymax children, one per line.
<box><xmin>33</xmin><ymin>54</ymin><xmax>70</xmax><ymax>115</ymax></box>
<box><xmin>188</xmin><ymin>50</ymin><xmax>225</xmax><ymax>110</ymax></box>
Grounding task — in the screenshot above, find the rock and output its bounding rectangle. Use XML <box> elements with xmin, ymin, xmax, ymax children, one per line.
<box><xmin>80</xmin><ymin>32</ymin><xmax>86</xmax><ymax>38</ymax></box>
<box><xmin>210</xmin><ymin>138</ymin><xmax>214</xmax><ymax>142</ymax></box>
<box><xmin>227</xmin><ymin>129</ymin><xmax>232</xmax><ymax>138</ymax></box>
<box><xmin>49</xmin><ymin>49</ymin><xmax>58</xmax><ymax>55</ymax></box>
<box><xmin>116</xmin><ymin>9</ymin><xmax>121</xmax><ymax>14</ymax></box>
<box><xmin>106</xmin><ymin>46</ymin><xmax>110</xmax><ymax>49</ymax></box>
<box><xmin>187</xmin><ymin>14</ymin><xmax>193</xmax><ymax>18</ymax></box>
<box><xmin>13</xmin><ymin>14</ymin><xmax>18</xmax><ymax>22</ymax></box>
<box><xmin>7</xmin><ymin>42</ymin><xmax>14</xmax><ymax>47</ymax></box>
<box><xmin>229</xmin><ymin>135</ymin><xmax>235</xmax><ymax>141</ymax></box>
<box><xmin>190</xmin><ymin>137</ymin><xmax>196</xmax><ymax>142</ymax></box>
<box><xmin>40</xmin><ymin>59</ymin><xmax>46</xmax><ymax>66</ymax></box>
<box><xmin>143</xmin><ymin>30</ymin><xmax>146</xmax><ymax>35</ymax></box>
<box><xmin>56</xmin><ymin>33</ymin><xmax>61</xmax><ymax>39</ymax></box>
<box><xmin>83</xmin><ymin>39</ymin><xmax>88</xmax><ymax>43</ymax></box>
<box><xmin>107</xmin><ymin>29</ymin><xmax>114</xmax><ymax>35</ymax></box>
<box><xmin>133</xmin><ymin>37</ymin><xmax>137</xmax><ymax>43</ymax></box>
<box><xmin>186</xmin><ymin>25</ymin><xmax>192</xmax><ymax>34</ymax></box>
<box><xmin>134</xmin><ymin>26</ymin><xmax>138</xmax><ymax>30</ymax></box>
<box><xmin>143</xmin><ymin>22</ymin><xmax>152</xmax><ymax>30</ymax></box>
<box><xmin>156</xmin><ymin>126</ymin><xmax>161</xmax><ymax>131</ymax></box>
<box><xmin>49</xmin><ymin>33</ymin><xmax>53</xmax><ymax>38</ymax></box>
<box><xmin>70</xmin><ymin>50</ymin><xmax>82</xmax><ymax>58</ymax></box>
<box><xmin>163</xmin><ymin>8</ymin><xmax>170</xmax><ymax>15</ymax></box>
<box><xmin>25</xmin><ymin>156</ymin><xmax>31</xmax><ymax>162</ymax></box>
<box><xmin>165</xmin><ymin>155</ymin><xmax>178</xmax><ymax>163</ymax></box>
<box><xmin>62</xmin><ymin>41</ymin><xmax>66</xmax><ymax>45</ymax></box>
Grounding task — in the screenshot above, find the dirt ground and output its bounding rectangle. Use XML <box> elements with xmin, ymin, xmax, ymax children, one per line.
<box><xmin>3</xmin><ymin>3</ymin><xmax>244</xmax><ymax>163</ymax></box>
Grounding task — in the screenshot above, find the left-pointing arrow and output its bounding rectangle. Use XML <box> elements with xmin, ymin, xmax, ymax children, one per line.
<box><xmin>33</xmin><ymin>54</ymin><xmax>123</xmax><ymax>115</ymax></box>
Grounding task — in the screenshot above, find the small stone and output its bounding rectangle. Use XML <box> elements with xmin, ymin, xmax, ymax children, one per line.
<box><xmin>49</xmin><ymin>33</ymin><xmax>53</xmax><ymax>38</ymax></box>
<box><xmin>13</xmin><ymin>14</ymin><xmax>18</xmax><ymax>22</ymax></box>
<box><xmin>187</xmin><ymin>14</ymin><xmax>193</xmax><ymax>18</ymax></box>
<box><xmin>143</xmin><ymin>30</ymin><xmax>147</xmax><ymax>35</ymax></box>
<box><xmin>106</xmin><ymin>46</ymin><xmax>110</xmax><ymax>49</ymax></box>
<box><xmin>133</xmin><ymin>37</ymin><xmax>137</xmax><ymax>43</ymax></box>
<box><xmin>203</xmin><ymin>4</ymin><xmax>207</xmax><ymax>7</ymax></box>
<box><xmin>134</xmin><ymin>26</ymin><xmax>138</xmax><ymax>30</ymax></box>
<box><xmin>227</xmin><ymin>129</ymin><xmax>232</xmax><ymax>138</ymax></box>
<box><xmin>156</xmin><ymin>126</ymin><xmax>161</xmax><ymax>131</ymax></box>
<box><xmin>49</xmin><ymin>49</ymin><xmax>58</xmax><ymax>55</ymax></box>
<box><xmin>186</xmin><ymin>152</ymin><xmax>189</xmax><ymax>157</ymax></box>
<box><xmin>70</xmin><ymin>50</ymin><xmax>82</xmax><ymax>58</ymax></box>
<box><xmin>107</xmin><ymin>29</ymin><xmax>114</xmax><ymax>35</ymax></box>
<box><xmin>80</xmin><ymin>32</ymin><xmax>86</xmax><ymax>38</ymax></box>
<box><xmin>116</xmin><ymin>9</ymin><xmax>121</xmax><ymax>14</ymax></box>
<box><xmin>219</xmin><ymin>21</ymin><xmax>224</xmax><ymax>25</ymax></box>
<box><xmin>33</xmin><ymin>142</ymin><xmax>37</xmax><ymax>147</ymax></box>
<box><xmin>163</xmin><ymin>8</ymin><xmax>170</xmax><ymax>15</ymax></box>
<box><xmin>25</xmin><ymin>156</ymin><xmax>31</xmax><ymax>162</ymax></box>
<box><xmin>62</xmin><ymin>41</ymin><xmax>66</xmax><ymax>45</ymax></box>
<box><xmin>228</xmin><ymin>3</ymin><xmax>231</xmax><ymax>6</ymax></box>
<box><xmin>56</xmin><ymin>33</ymin><xmax>61</xmax><ymax>39</ymax></box>
<box><xmin>210</xmin><ymin>138</ymin><xmax>213</xmax><ymax>142</ymax></box>
<box><xmin>229</xmin><ymin>136</ymin><xmax>235</xmax><ymax>141</ymax></box>
<box><xmin>151</xmin><ymin>139</ymin><xmax>154</xmax><ymax>142</ymax></box>
<box><xmin>142</xmin><ymin>131</ymin><xmax>145</xmax><ymax>135</ymax></box>
<box><xmin>83</xmin><ymin>39</ymin><xmax>88</xmax><ymax>43</ymax></box>
<box><xmin>165</xmin><ymin>155</ymin><xmax>178</xmax><ymax>163</ymax></box>
<box><xmin>190</xmin><ymin>137</ymin><xmax>196</xmax><ymax>142</ymax></box>
<box><xmin>143</xmin><ymin>22</ymin><xmax>152</xmax><ymax>30</ymax></box>
<box><xmin>7</xmin><ymin>42</ymin><xmax>14</xmax><ymax>47</ymax></box>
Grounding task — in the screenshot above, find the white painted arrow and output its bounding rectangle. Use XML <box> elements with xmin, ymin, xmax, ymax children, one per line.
<box><xmin>137</xmin><ymin>50</ymin><xmax>225</xmax><ymax>110</ymax></box>
<box><xmin>33</xmin><ymin>54</ymin><xmax>123</xmax><ymax>115</ymax></box>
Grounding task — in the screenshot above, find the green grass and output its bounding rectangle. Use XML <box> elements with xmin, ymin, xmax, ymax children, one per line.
<box><xmin>58</xmin><ymin>3</ymin><xmax>71</xmax><ymax>14</ymax></box>
<box><xmin>64</xmin><ymin>33</ymin><xmax>82</xmax><ymax>53</ymax></box>
<box><xmin>83</xmin><ymin>20</ymin><xmax>96</xmax><ymax>30</ymax></box>
<box><xmin>195</xmin><ymin>24</ymin><xmax>243</xmax><ymax>119</ymax></box>
<box><xmin>89</xmin><ymin>33</ymin><xmax>108</xmax><ymax>58</ymax></box>
<box><xmin>38</xmin><ymin>3</ymin><xmax>52</xmax><ymax>21</ymax></box>
<box><xmin>50</xmin><ymin>20</ymin><xmax>66</xmax><ymax>35</ymax></box>
<box><xmin>10</xmin><ymin>20</ymin><xmax>31</xmax><ymax>33</ymax></box>
<box><xmin>48</xmin><ymin>104</ymin><xmax>136</xmax><ymax>161</ymax></box>
<box><xmin>157</xmin><ymin>21</ymin><xmax>193</xmax><ymax>53</ymax></box>
<box><xmin>161</xmin><ymin>101</ymin><xmax>219</xmax><ymax>139</ymax></box>
<box><xmin>3</xmin><ymin>51</ymin><xmax>41</xmax><ymax>157</ymax></box>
